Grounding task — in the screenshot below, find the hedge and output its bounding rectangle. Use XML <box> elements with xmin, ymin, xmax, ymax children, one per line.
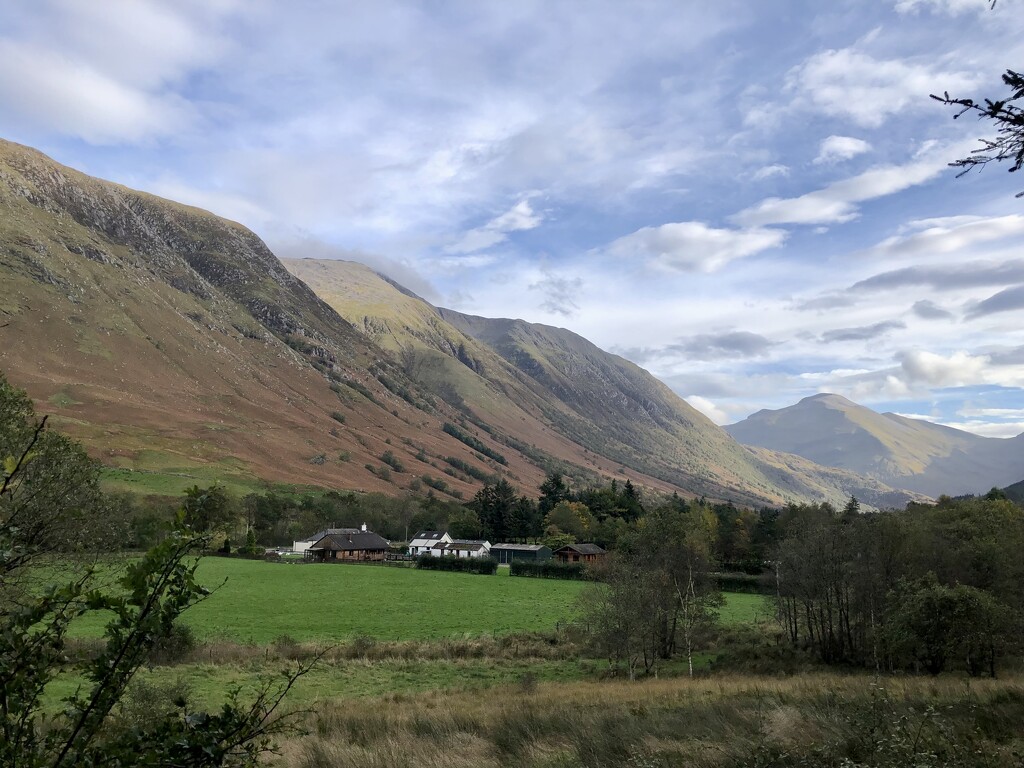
<box><xmin>510</xmin><ymin>559</ymin><xmax>588</xmax><ymax>580</ymax></box>
<box><xmin>415</xmin><ymin>554</ymin><xmax>498</xmax><ymax>575</ymax></box>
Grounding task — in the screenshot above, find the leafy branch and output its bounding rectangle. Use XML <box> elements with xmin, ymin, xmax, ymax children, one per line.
<box><xmin>931</xmin><ymin>69</ymin><xmax>1024</xmax><ymax>197</ymax></box>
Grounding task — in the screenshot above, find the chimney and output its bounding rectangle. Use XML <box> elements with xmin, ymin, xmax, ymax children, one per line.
<box><xmin>361</xmin><ymin>522</ymin><xmax>367</xmax><ymax>532</ymax></box>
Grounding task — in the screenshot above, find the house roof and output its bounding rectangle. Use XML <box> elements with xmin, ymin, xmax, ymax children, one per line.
<box><xmin>301</xmin><ymin>527</ymin><xmax>360</xmax><ymax>543</ymax></box>
<box><xmin>434</xmin><ymin>539</ymin><xmax>490</xmax><ymax>552</ymax></box>
<box><xmin>554</xmin><ymin>543</ymin><xmax>606</xmax><ymax>555</ymax></box>
<box><xmin>410</xmin><ymin>531</ymin><xmax>450</xmax><ymax>546</ymax></box>
<box><xmin>313</xmin><ymin>531</ymin><xmax>390</xmax><ymax>551</ymax></box>
<box><xmin>490</xmin><ymin>543</ymin><xmax>550</xmax><ymax>551</ymax></box>
<box><xmin>412</xmin><ymin>531</ymin><xmax>446</xmax><ymax>541</ymax></box>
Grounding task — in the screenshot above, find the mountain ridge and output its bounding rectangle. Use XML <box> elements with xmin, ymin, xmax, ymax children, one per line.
<box><xmin>0</xmin><ymin>138</ymin><xmax>920</xmax><ymax>507</ymax></box>
<box><xmin>726</xmin><ymin>393</ymin><xmax>1024</xmax><ymax>497</ymax></box>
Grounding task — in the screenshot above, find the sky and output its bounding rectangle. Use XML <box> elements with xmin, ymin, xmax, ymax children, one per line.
<box><xmin>2</xmin><ymin>0</ymin><xmax>1024</xmax><ymax>436</ymax></box>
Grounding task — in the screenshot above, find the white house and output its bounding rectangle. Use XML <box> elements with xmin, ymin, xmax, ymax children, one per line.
<box><xmin>433</xmin><ymin>539</ymin><xmax>491</xmax><ymax>558</ymax></box>
<box><xmin>408</xmin><ymin>531</ymin><xmax>453</xmax><ymax>556</ymax></box>
<box><xmin>293</xmin><ymin>524</ymin><xmax>369</xmax><ymax>555</ymax></box>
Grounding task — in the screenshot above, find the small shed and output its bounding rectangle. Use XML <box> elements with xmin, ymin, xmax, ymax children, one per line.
<box><xmin>490</xmin><ymin>543</ymin><xmax>552</xmax><ymax>564</ymax></box>
<box><xmin>553</xmin><ymin>543</ymin><xmax>606</xmax><ymax>564</ymax></box>
<box><xmin>433</xmin><ymin>539</ymin><xmax>491</xmax><ymax>558</ymax></box>
<box><xmin>408</xmin><ymin>530</ymin><xmax>452</xmax><ymax>556</ymax></box>
<box><xmin>305</xmin><ymin>529</ymin><xmax>391</xmax><ymax>562</ymax></box>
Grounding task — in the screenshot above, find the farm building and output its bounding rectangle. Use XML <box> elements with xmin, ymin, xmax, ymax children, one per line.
<box><xmin>490</xmin><ymin>543</ymin><xmax>552</xmax><ymax>564</ymax></box>
<box><xmin>433</xmin><ymin>539</ymin><xmax>491</xmax><ymax>558</ymax></box>
<box><xmin>293</xmin><ymin>524</ymin><xmax>371</xmax><ymax>555</ymax></box>
<box><xmin>553</xmin><ymin>543</ymin><xmax>606</xmax><ymax>564</ymax></box>
<box><xmin>304</xmin><ymin>529</ymin><xmax>391</xmax><ymax>562</ymax></box>
<box><xmin>408</xmin><ymin>530</ymin><xmax>452</xmax><ymax>556</ymax></box>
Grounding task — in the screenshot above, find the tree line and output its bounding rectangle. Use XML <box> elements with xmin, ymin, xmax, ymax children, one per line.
<box><xmin>773</xmin><ymin>492</ymin><xmax>1024</xmax><ymax>675</ymax></box>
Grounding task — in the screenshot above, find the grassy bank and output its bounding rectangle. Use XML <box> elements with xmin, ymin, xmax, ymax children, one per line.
<box><xmin>281</xmin><ymin>673</ymin><xmax>1024</xmax><ymax>768</ymax></box>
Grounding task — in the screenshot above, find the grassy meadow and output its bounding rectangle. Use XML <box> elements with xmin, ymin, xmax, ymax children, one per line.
<box><xmin>64</xmin><ymin>557</ymin><xmax>767</xmax><ymax>643</ymax></box>
<box><xmin>46</xmin><ymin>557</ymin><xmax>1024</xmax><ymax>766</ymax></box>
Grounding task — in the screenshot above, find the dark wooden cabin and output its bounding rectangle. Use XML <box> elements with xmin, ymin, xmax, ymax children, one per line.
<box><xmin>552</xmin><ymin>543</ymin><xmax>606</xmax><ymax>564</ymax></box>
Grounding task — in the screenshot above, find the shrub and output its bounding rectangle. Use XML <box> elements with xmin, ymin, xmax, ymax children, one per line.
<box><xmin>443</xmin><ymin>456</ymin><xmax>498</xmax><ymax>483</ymax></box>
<box><xmin>442</xmin><ymin>422</ymin><xmax>507</xmax><ymax>465</ymax></box>
<box><xmin>510</xmin><ymin>559</ymin><xmax>588</xmax><ymax>580</ymax></box>
<box><xmin>330</xmin><ymin>411</ymin><xmax>346</xmax><ymax>424</ymax></box>
<box><xmin>381</xmin><ymin>450</ymin><xmax>405</xmax><ymax>473</ymax></box>
<box><xmin>114</xmin><ymin>677</ymin><xmax>193</xmax><ymax>733</ymax></box>
<box><xmin>148</xmin><ymin>621</ymin><xmax>196</xmax><ymax>665</ymax></box>
<box><xmin>421</xmin><ymin>474</ymin><xmax>448</xmax><ymax>492</ymax></box>
<box><xmin>415</xmin><ymin>554</ymin><xmax>498</xmax><ymax>575</ymax></box>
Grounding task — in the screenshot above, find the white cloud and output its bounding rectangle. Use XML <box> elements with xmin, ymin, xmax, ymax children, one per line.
<box><xmin>936</xmin><ymin>420</ymin><xmax>1024</xmax><ymax>438</ymax></box>
<box><xmin>0</xmin><ymin>39</ymin><xmax>197</xmax><ymax>143</ymax></box>
<box><xmin>892</xmin><ymin>411</ymin><xmax>943</xmax><ymax>422</ymax></box>
<box><xmin>602</xmin><ymin>221</ymin><xmax>786</xmax><ymax>272</ymax></box>
<box><xmin>752</xmin><ymin>164</ymin><xmax>790</xmax><ymax>180</ymax></box>
<box><xmin>685</xmin><ymin>395</ymin><xmax>729</xmax><ymax>424</ymax></box>
<box><xmin>898</xmin><ymin>349</ymin><xmax>989</xmax><ymax>386</ymax></box>
<box><xmin>895</xmin><ymin>0</ymin><xmax>991</xmax><ymax>16</ymax></box>
<box><xmin>733</xmin><ymin>144</ymin><xmax>957</xmax><ymax>226</ymax></box>
<box><xmin>814</xmin><ymin>135</ymin><xmax>871</xmax><ymax>164</ymax></box>
<box><xmin>958</xmin><ymin>407</ymin><xmax>1024</xmax><ymax>419</ymax></box>
<box><xmin>866</xmin><ymin>215</ymin><xmax>1024</xmax><ymax>259</ymax></box>
<box><xmin>786</xmin><ymin>47</ymin><xmax>978</xmax><ymax>128</ymax></box>
<box><xmin>446</xmin><ymin>198</ymin><xmax>543</xmax><ymax>254</ymax></box>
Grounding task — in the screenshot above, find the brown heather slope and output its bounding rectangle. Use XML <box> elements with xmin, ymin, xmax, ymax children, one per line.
<box><xmin>0</xmin><ymin>139</ymin><xmax>539</xmax><ymax>499</ymax></box>
<box><xmin>285</xmin><ymin>258</ymin><xmax>920</xmax><ymax>508</ymax></box>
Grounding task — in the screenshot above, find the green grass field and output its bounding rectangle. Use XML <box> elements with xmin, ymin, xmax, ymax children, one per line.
<box><xmin>65</xmin><ymin>558</ymin><xmax>767</xmax><ymax>644</ymax></box>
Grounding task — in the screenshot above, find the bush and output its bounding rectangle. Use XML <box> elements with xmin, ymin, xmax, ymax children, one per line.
<box><xmin>510</xmin><ymin>559</ymin><xmax>587</xmax><ymax>580</ymax></box>
<box><xmin>380</xmin><ymin>450</ymin><xmax>405</xmax><ymax>473</ymax></box>
<box><xmin>415</xmin><ymin>554</ymin><xmax>498</xmax><ymax>575</ymax></box>
<box><xmin>148</xmin><ymin>621</ymin><xmax>196</xmax><ymax>665</ymax></box>
<box><xmin>442</xmin><ymin>422</ymin><xmax>507</xmax><ymax>465</ymax></box>
<box><xmin>443</xmin><ymin>456</ymin><xmax>498</xmax><ymax>483</ymax></box>
<box><xmin>114</xmin><ymin>677</ymin><xmax>193</xmax><ymax>734</ymax></box>
<box><xmin>330</xmin><ymin>411</ymin><xmax>346</xmax><ymax>424</ymax></box>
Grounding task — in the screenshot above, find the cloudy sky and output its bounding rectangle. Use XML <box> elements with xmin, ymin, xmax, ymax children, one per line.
<box><xmin>3</xmin><ymin>0</ymin><xmax>1024</xmax><ymax>436</ymax></box>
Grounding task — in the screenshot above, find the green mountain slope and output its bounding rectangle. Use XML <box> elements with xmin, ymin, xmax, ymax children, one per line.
<box><xmin>286</xmin><ymin>259</ymin><xmax>920</xmax><ymax>508</ymax></box>
<box><xmin>726</xmin><ymin>393</ymin><xmax>1024</xmax><ymax>496</ymax></box>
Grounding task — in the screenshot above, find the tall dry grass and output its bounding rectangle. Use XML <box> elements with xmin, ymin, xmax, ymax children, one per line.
<box><xmin>274</xmin><ymin>673</ymin><xmax>1024</xmax><ymax>768</ymax></box>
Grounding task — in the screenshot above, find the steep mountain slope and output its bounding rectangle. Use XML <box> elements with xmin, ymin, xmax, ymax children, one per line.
<box><xmin>0</xmin><ymin>139</ymin><xmax>543</xmax><ymax>498</ymax></box>
<box><xmin>285</xmin><ymin>259</ymin><xmax>920</xmax><ymax>508</ymax></box>
<box><xmin>726</xmin><ymin>393</ymin><xmax>1024</xmax><ymax>496</ymax></box>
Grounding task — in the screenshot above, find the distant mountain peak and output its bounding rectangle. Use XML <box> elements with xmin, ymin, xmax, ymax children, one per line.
<box><xmin>799</xmin><ymin>392</ymin><xmax>856</xmax><ymax>406</ymax></box>
<box><xmin>727</xmin><ymin>393</ymin><xmax>1024</xmax><ymax>497</ymax></box>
